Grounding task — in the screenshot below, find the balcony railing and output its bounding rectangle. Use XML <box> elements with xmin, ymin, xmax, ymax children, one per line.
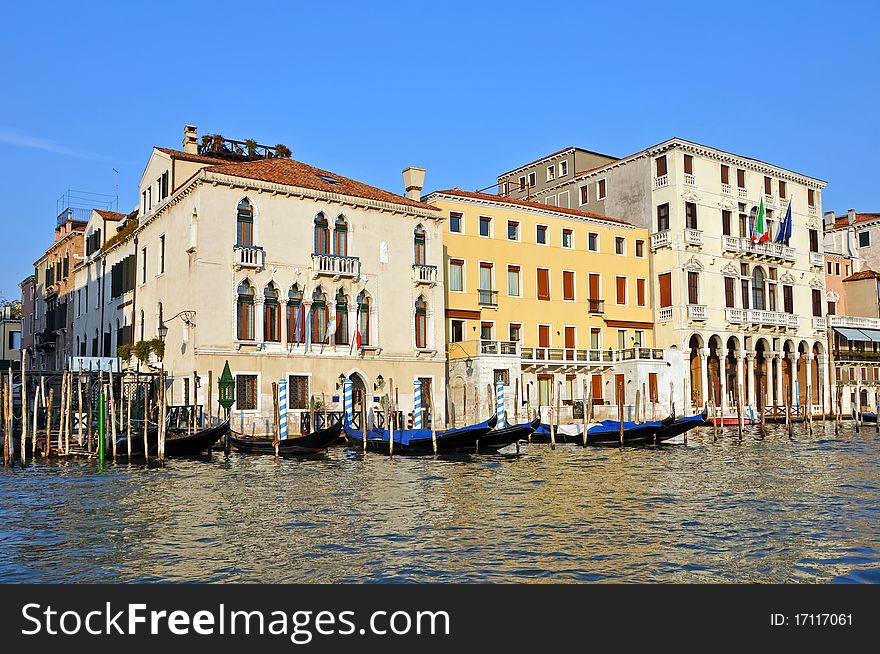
<box><xmin>687</xmin><ymin>304</ymin><xmax>707</xmax><ymax>321</ymax></box>
<box><xmin>809</xmin><ymin>205</ymin><xmax>817</xmax><ymax>215</ymax></box>
<box><xmin>521</xmin><ymin>347</ymin><xmax>665</xmax><ymax>366</ymax></box>
<box><xmin>480</xmin><ymin>340</ymin><xmax>519</xmax><ymax>355</ymax></box>
<box><xmin>829</xmin><ymin>315</ymin><xmax>880</xmax><ymax>330</ymax></box>
<box><xmin>737</xmin><ymin>187</ymin><xmax>748</xmax><ymax>199</ymax></box>
<box><xmin>728</xmin><ymin>309</ymin><xmax>799</xmax><ymax>329</ymax></box>
<box><xmin>722</xmin><ymin>236</ymin><xmax>796</xmax><ymax>261</ymax></box>
<box><xmin>234</xmin><ymin>244</ymin><xmax>265</xmax><ymax>269</ymax></box>
<box><xmin>653</xmin><ymin>175</ymin><xmax>668</xmax><ymax>189</ymax></box>
<box><xmin>587</xmin><ymin>298</ymin><xmax>605</xmax><ymax>314</ymax></box>
<box><xmin>812</xmin><ymin>316</ymin><xmax>827</xmax><ymax>330</ymax></box>
<box><xmin>726</xmin><ymin>307</ymin><xmax>746</xmax><ymax>324</ymax></box>
<box><xmin>684</xmin><ymin>228</ymin><xmax>703</xmax><ymax>246</ymax></box>
<box><xmin>684</xmin><ymin>173</ymin><xmax>695</xmax><ymax>186</ymax></box>
<box><xmin>809</xmin><ymin>251</ymin><xmax>824</xmax><ymax>267</ymax></box>
<box><xmin>721</xmin><ymin>183</ymin><xmax>731</xmax><ymax>195</ymax></box>
<box><xmin>658</xmin><ymin>307</ymin><xmax>673</xmax><ymax>322</ymax></box>
<box><xmin>478</xmin><ymin>289</ymin><xmax>498</xmax><ymax>307</ymax></box>
<box><xmin>312</xmin><ymin>253</ymin><xmax>360</xmax><ymax>278</ymax></box>
<box><xmin>764</xmin><ymin>194</ymin><xmax>775</xmax><ymax>206</ymax></box>
<box><xmin>650</xmin><ymin>230</ymin><xmax>671</xmax><ymax>250</ymax></box>
<box><xmin>833</xmin><ymin>349</ymin><xmax>880</xmax><ymax>363</ymax></box>
<box><xmin>413</xmin><ymin>263</ymin><xmax>437</xmax><ymax>285</ymax></box>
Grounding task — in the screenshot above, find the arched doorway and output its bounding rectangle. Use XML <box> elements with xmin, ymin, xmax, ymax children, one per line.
<box><xmin>688</xmin><ymin>334</ymin><xmax>704</xmax><ymax>407</ymax></box>
<box><xmin>755</xmin><ymin>339</ymin><xmax>769</xmax><ymax>411</ymax></box>
<box><xmin>707</xmin><ymin>335</ymin><xmax>722</xmax><ymax>405</ymax></box>
<box><xmin>349</xmin><ymin>372</ymin><xmax>368</xmax><ymax>421</ymax></box>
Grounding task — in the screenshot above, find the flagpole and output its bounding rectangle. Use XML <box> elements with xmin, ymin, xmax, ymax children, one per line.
<box><xmin>349</xmin><ymin>303</ymin><xmax>360</xmax><ymax>356</ymax></box>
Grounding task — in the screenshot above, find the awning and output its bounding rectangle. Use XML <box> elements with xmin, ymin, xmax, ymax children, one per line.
<box><xmin>857</xmin><ymin>328</ymin><xmax>880</xmax><ymax>343</ymax></box>
<box><xmin>834</xmin><ymin>327</ymin><xmax>872</xmax><ymax>342</ymax></box>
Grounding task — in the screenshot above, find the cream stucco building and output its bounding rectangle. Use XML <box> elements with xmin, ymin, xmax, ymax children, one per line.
<box><xmin>74</xmin><ymin>126</ymin><xmax>446</xmax><ymax>436</ymax></box>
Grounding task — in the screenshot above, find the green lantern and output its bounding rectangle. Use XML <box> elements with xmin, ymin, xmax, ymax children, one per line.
<box><xmin>218</xmin><ymin>360</ymin><xmax>235</xmax><ymax>416</ymax></box>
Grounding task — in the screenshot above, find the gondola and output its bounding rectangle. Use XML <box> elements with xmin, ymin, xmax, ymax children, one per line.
<box><xmin>343</xmin><ymin>415</ymin><xmax>497</xmax><ymax>455</ymax></box>
<box><xmin>656</xmin><ymin>409</ymin><xmax>708</xmax><ymax>439</ymax></box>
<box><xmin>469</xmin><ymin>417</ymin><xmax>539</xmax><ymax>452</ymax></box>
<box><xmin>583</xmin><ymin>419</ymin><xmax>669</xmax><ymax>445</ymax></box>
<box><xmin>231</xmin><ymin>420</ymin><xmax>343</xmax><ymax>455</ymax></box>
<box><xmin>165</xmin><ymin>418</ymin><xmax>230</xmax><ymax>456</ymax></box>
<box><xmin>853</xmin><ymin>410</ymin><xmax>878</xmax><ymax>423</ymax></box>
<box><xmin>528</xmin><ymin>414</ymin><xmax>675</xmax><ymax>444</ymax></box>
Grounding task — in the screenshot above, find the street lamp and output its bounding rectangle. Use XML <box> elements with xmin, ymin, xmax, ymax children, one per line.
<box><xmin>157</xmin><ymin>310</ymin><xmax>196</xmax><ymax>342</ymax></box>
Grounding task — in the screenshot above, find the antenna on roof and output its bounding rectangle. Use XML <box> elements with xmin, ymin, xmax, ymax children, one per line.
<box><xmin>112</xmin><ymin>168</ymin><xmax>119</xmax><ymax>211</ymax></box>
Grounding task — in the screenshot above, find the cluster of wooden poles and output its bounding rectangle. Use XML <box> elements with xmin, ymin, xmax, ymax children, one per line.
<box><xmin>0</xmin><ymin>360</ymin><xmax>218</xmax><ymax>467</ymax></box>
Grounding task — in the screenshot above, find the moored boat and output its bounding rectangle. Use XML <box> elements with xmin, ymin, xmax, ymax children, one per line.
<box><xmin>231</xmin><ymin>420</ymin><xmax>343</xmax><ymax>455</ymax></box>
<box><xmin>165</xmin><ymin>418</ymin><xmax>230</xmax><ymax>456</ymax></box>
<box><xmin>657</xmin><ymin>409</ymin><xmax>708</xmax><ymax>440</ymax></box>
<box><xmin>343</xmin><ymin>415</ymin><xmax>497</xmax><ymax>455</ymax></box>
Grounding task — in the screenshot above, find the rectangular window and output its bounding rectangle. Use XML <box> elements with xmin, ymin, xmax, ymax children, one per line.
<box><xmin>655</xmin><ymin>155</ymin><xmax>667</xmax><ymax>177</ymax></box>
<box><xmin>450</xmin><ymin>319</ymin><xmax>464</xmax><ymax>343</ymax></box>
<box><xmin>615</xmin><ymin>237</ymin><xmax>625</xmax><ymax>255</ymax></box>
<box><xmin>812</xmin><ymin>288</ymin><xmax>822</xmax><ymax>317</ymax></box>
<box><xmin>507</xmin><ymin>265</ymin><xmax>521</xmax><ymax>297</ymax></box>
<box><xmin>159</xmin><ymin>235</ymin><xmax>165</xmax><ymax>274</ymax></box>
<box><xmin>722</xmin><ymin>210</ymin><xmax>732</xmax><ymax>236</ymax></box>
<box><xmin>741</xmin><ymin>279</ymin><xmax>750</xmax><ymax>310</ymax></box>
<box><xmin>835</xmin><ymin>262</ymin><xmax>841</xmax><ymax>275</ymax></box>
<box><xmin>559</xmin><ymin>160</ymin><xmax>568</xmax><ymax>176</ymax></box>
<box><xmin>562</xmin><ymin>228</ymin><xmax>573</xmax><ymax>248</ymax></box>
<box><xmin>809</xmin><ymin>229</ymin><xmax>819</xmax><ymax>252</ymax></box>
<box><xmin>235</xmin><ymin>374</ymin><xmax>258</xmax><ymax>411</ymax></box>
<box><xmin>537</xmin><ymin>268</ymin><xmax>550</xmax><ymax>300</ymax></box>
<box><xmin>580</xmin><ymin>185</ymin><xmax>589</xmax><ymax>205</ymax></box>
<box><xmin>737</xmin><ymin>168</ymin><xmax>746</xmax><ymax>188</ymax></box>
<box><xmin>449</xmin><ymin>212</ymin><xmax>462</xmax><ymax>233</ymax></box>
<box><xmin>590</xmin><ymin>327</ymin><xmax>601</xmax><ymax>350</ymax></box>
<box><xmin>721</xmin><ymin>164</ymin><xmax>729</xmax><ymax>185</ymax></box>
<box><xmin>827</xmin><ymin>261</ymin><xmax>833</xmax><ymax>274</ymax></box>
<box><xmin>507</xmin><ymin>220</ymin><xmax>519</xmax><ymax>240</ymax></box>
<box><xmin>764</xmin><ymin>176</ymin><xmax>773</xmax><ymax>195</ymax></box>
<box><xmin>517</xmin><ymin>176</ymin><xmax>525</xmax><ymax>191</ymax></box>
<box><xmin>658</xmin><ymin>272</ymin><xmax>672</xmax><ymax>308</ymax></box>
<box><xmin>479</xmin><ymin>215</ymin><xmax>492</xmax><ymax>237</ymax></box>
<box><xmin>685</xmin><ymin>202</ymin><xmax>698</xmax><ymax>229</ymax></box>
<box><xmin>538</xmin><ymin>325</ymin><xmax>550</xmax><ymax>348</ymax></box>
<box><xmin>479</xmin><ymin>263</ymin><xmax>493</xmax><ymax>293</ymax></box>
<box><xmin>528</xmin><ymin>172</ymin><xmax>536</xmax><ymax>187</ymax></box>
<box><xmin>779</xmin><ymin>180</ymin><xmax>787</xmax><ymax>199</ymax></box>
<box><xmin>683</xmin><ymin>154</ymin><xmax>694</xmax><ymax>175</ymax></box>
<box><xmin>544</xmin><ymin>196</ymin><xmax>557</xmax><ymax>207</ymax></box>
<box><xmin>617</xmin><ymin>330</ymin><xmax>627</xmax><ymax>351</ymax></box>
<box><xmin>768</xmin><ymin>282</ymin><xmax>777</xmax><ymax>311</ymax></box>
<box><xmin>635</xmin><ymin>239</ymin><xmax>645</xmax><ymax>257</ymax></box>
<box><xmin>597</xmin><ymin>179</ymin><xmax>606</xmax><ymax>200</ymax></box>
<box><xmin>288</xmin><ymin>375</ymin><xmax>309</xmax><ymax>410</ymax></box>
<box><xmin>859</xmin><ymin>231</ymin><xmax>871</xmax><ymax>247</ymax></box>
<box><xmin>633</xmin><ymin>330</ymin><xmax>644</xmax><ymax>347</ymax></box>
<box><xmin>636</xmin><ymin>278</ymin><xmax>646</xmax><ymax>306</ymax></box>
<box><xmin>564</xmin><ymin>326</ymin><xmax>576</xmax><ymax>353</ymax></box>
<box><xmin>536</xmin><ymin>225</ymin><xmax>548</xmax><ymax>244</ymax></box>
<box><xmin>687</xmin><ymin>271</ymin><xmax>699</xmax><ymax>304</ymax></box>
<box><xmin>480</xmin><ymin>321</ymin><xmax>493</xmax><ymax>340</ymax></box>
<box><xmin>783</xmin><ymin>285</ymin><xmax>793</xmax><ymax>313</ymax></box>
<box><xmin>724</xmin><ymin>277</ymin><xmax>735</xmax><ymax>308</ymax></box>
<box><xmin>546</xmin><ymin>165</ymin><xmax>555</xmax><ymax>181</ymax></box>
<box><xmin>616</xmin><ymin>276</ymin><xmax>627</xmax><ymax>305</ymax></box>
<box><xmin>657</xmin><ymin>203</ymin><xmax>669</xmax><ymax>232</ymax></box>
<box><xmin>591</xmin><ymin>374</ymin><xmax>603</xmax><ymax>403</ymax></box>
<box><xmin>509</xmin><ymin>323</ymin><xmax>521</xmax><ymax>342</ymax></box>
<box><xmin>808</xmin><ymin>188</ymin><xmax>816</xmax><ymax>206</ymax></box>
<box><xmin>563</xmin><ymin>270</ymin><xmax>575</xmax><ymax>301</ymax></box>
<box><xmin>141</xmin><ymin>247</ymin><xmax>147</xmax><ymax>283</ymax></box>
<box><xmin>588</xmin><ymin>232</ymin><xmax>598</xmax><ymax>251</ymax></box>
<box><xmin>827</xmin><ymin>301</ymin><xmax>836</xmax><ymax>316</ymax></box>
<box><xmin>649</xmin><ymin>373</ymin><xmax>659</xmax><ymax>402</ymax></box>
<box><xmin>449</xmin><ymin>259</ymin><xmax>464</xmax><ymax>292</ymax></box>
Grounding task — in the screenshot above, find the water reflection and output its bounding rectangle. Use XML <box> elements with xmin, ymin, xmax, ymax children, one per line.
<box><xmin>1</xmin><ymin>423</ymin><xmax>878</xmax><ymax>583</ymax></box>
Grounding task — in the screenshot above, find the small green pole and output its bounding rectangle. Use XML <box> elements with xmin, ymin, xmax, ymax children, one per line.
<box><xmin>98</xmin><ymin>390</ymin><xmax>105</xmax><ymax>466</ymax></box>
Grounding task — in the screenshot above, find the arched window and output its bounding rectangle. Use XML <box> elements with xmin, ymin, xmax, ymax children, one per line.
<box><xmin>335</xmin><ymin>289</ymin><xmax>349</xmax><ymax>345</ymax></box>
<box><xmin>414</xmin><ymin>225</ymin><xmax>426</xmax><ymax>265</ymax></box>
<box><xmin>334</xmin><ymin>216</ymin><xmax>348</xmax><ymax>257</ymax></box>
<box><xmin>311</xmin><ymin>288</ymin><xmax>329</xmax><ymax>344</ymax></box>
<box><xmin>415</xmin><ymin>296</ymin><xmax>428</xmax><ymax>349</ymax></box>
<box><xmin>314</xmin><ymin>213</ymin><xmax>330</xmax><ymax>255</ymax></box>
<box><xmin>264</xmin><ymin>283</ymin><xmax>280</xmax><ymax>342</ymax></box>
<box><xmin>288</xmin><ymin>285</ymin><xmax>305</xmax><ymax>344</ymax></box>
<box><xmin>237</xmin><ymin>280</ymin><xmax>255</xmax><ymax>340</ymax></box>
<box><xmin>237</xmin><ymin>198</ymin><xmax>254</xmax><ymax>247</ymax></box>
<box><xmin>357</xmin><ymin>291</ymin><xmax>371</xmax><ymax>347</ymax></box>
<box><xmin>752</xmin><ymin>267</ymin><xmax>766</xmax><ymax>311</ymax></box>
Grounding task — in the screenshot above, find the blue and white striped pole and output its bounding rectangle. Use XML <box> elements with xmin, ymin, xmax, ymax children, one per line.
<box><xmin>278</xmin><ymin>379</ymin><xmax>288</xmax><ymax>440</ymax></box>
<box><xmin>413</xmin><ymin>379</ymin><xmax>423</xmax><ymax>429</ymax></box>
<box><xmin>496</xmin><ymin>380</ymin><xmax>505</xmax><ymax>427</ymax></box>
<box><xmin>343</xmin><ymin>378</ymin><xmax>353</xmax><ymax>425</ymax></box>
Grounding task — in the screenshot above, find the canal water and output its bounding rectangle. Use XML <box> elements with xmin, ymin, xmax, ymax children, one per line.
<box><xmin>1</xmin><ymin>423</ymin><xmax>878</xmax><ymax>583</ymax></box>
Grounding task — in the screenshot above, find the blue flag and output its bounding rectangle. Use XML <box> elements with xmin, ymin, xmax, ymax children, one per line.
<box><xmin>775</xmin><ymin>202</ymin><xmax>793</xmax><ymax>244</ymax></box>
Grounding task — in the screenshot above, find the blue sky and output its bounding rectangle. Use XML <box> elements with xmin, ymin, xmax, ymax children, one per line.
<box><xmin>1</xmin><ymin>1</ymin><xmax>878</xmax><ymax>300</ymax></box>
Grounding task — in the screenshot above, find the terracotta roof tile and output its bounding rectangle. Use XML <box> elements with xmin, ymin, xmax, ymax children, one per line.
<box><xmin>843</xmin><ymin>269</ymin><xmax>880</xmax><ymax>282</ymax></box>
<box><xmin>203</xmin><ymin>157</ymin><xmax>439</xmax><ymax>212</ymax></box>
<box><xmin>832</xmin><ymin>213</ymin><xmax>880</xmax><ymax>229</ymax></box>
<box><xmin>155</xmin><ymin>147</ymin><xmax>230</xmax><ymax>165</ymax></box>
<box><xmin>94</xmin><ymin>209</ymin><xmax>127</xmax><ymax>221</ymax></box>
<box><xmin>430</xmin><ymin>188</ymin><xmax>632</xmax><ymax>226</ymax></box>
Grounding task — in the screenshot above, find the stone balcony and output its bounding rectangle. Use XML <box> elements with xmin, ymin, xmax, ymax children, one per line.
<box><xmin>829</xmin><ymin>315</ymin><xmax>880</xmax><ymax>330</ymax></box>
<box><xmin>812</xmin><ymin>316</ymin><xmax>827</xmax><ymax>331</ymax></box>
<box><xmin>413</xmin><ymin>263</ymin><xmax>438</xmax><ymax>285</ymax></box>
<box><xmin>722</xmin><ymin>236</ymin><xmax>796</xmax><ymax>262</ymax></box>
<box><xmin>234</xmin><ymin>244</ymin><xmax>265</xmax><ymax>270</ymax></box>
<box><xmin>653</xmin><ymin>175</ymin><xmax>668</xmax><ymax>189</ymax></box>
<box><xmin>687</xmin><ymin>304</ymin><xmax>707</xmax><ymax>321</ymax></box>
<box><xmin>650</xmin><ymin>230</ymin><xmax>671</xmax><ymax>250</ymax></box>
<box><xmin>312</xmin><ymin>253</ymin><xmax>360</xmax><ymax>279</ymax></box>
<box><xmin>726</xmin><ymin>308</ymin><xmax>799</xmax><ymax>329</ymax></box>
<box><xmin>683</xmin><ymin>173</ymin><xmax>695</xmax><ymax>186</ymax></box>
<box><xmin>684</xmin><ymin>228</ymin><xmax>703</xmax><ymax>246</ymax></box>
<box><xmin>721</xmin><ymin>182</ymin><xmax>732</xmax><ymax>195</ymax></box>
<box><xmin>809</xmin><ymin>251</ymin><xmax>824</xmax><ymax>267</ymax></box>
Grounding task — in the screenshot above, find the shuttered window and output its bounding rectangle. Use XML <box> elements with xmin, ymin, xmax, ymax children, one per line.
<box><xmin>658</xmin><ymin>272</ymin><xmax>671</xmax><ymax>308</ymax></box>
<box><xmin>683</xmin><ymin>154</ymin><xmax>693</xmax><ymax>174</ymax></box>
<box><xmin>783</xmin><ymin>285</ymin><xmax>794</xmax><ymax>313</ymax></box>
<box><xmin>616</xmin><ymin>276</ymin><xmax>627</xmax><ymax>305</ymax></box>
<box><xmin>737</xmin><ymin>169</ymin><xmax>746</xmax><ymax>188</ymax></box>
<box><xmin>687</xmin><ymin>271</ymin><xmax>699</xmax><ymax>304</ymax></box>
<box><xmin>721</xmin><ymin>165</ymin><xmax>729</xmax><ymax>185</ymax></box>
<box><xmin>724</xmin><ymin>277</ymin><xmax>736</xmax><ymax>308</ymax></box>
<box><xmin>563</xmin><ymin>271</ymin><xmax>575</xmax><ymax>301</ymax></box>
<box><xmin>537</xmin><ymin>268</ymin><xmax>550</xmax><ymax>300</ymax></box>
<box><xmin>636</xmin><ymin>278</ymin><xmax>646</xmax><ymax>306</ymax></box>
<box><xmin>812</xmin><ymin>289</ymin><xmax>822</xmax><ymax>317</ymax></box>
<box><xmin>655</xmin><ymin>156</ymin><xmax>667</xmax><ymax>177</ymax></box>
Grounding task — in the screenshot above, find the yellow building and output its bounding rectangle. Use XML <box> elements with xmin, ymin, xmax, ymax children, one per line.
<box><xmin>426</xmin><ymin>189</ymin><xmax>682</xmax><ymax>424</ymax></box>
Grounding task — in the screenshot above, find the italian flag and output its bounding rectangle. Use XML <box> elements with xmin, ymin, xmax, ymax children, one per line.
<box><xmin>752</xmin><ymin>197</ymin><xmax>769</xmax><ymax>243</ymax></box>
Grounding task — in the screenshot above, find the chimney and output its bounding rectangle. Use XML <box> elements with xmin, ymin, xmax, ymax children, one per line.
<box><xmin>848</xmin><ymin>208</ymin><xmax>857</xmax><ymax>225</ymax></box>
<box><xmin>402</xmin><ymin>166</ymin><xmax>426</xmax><ymax>201</ymax></box>
<box><xmin>823</xmin><ymin>211</ymin><xmax>835</xmax><ymax>229</ymax></box>
<box><xmin>183</xmin><ymin>124</ymin><xmax>198</xmax><ymax>154</ymax></box>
